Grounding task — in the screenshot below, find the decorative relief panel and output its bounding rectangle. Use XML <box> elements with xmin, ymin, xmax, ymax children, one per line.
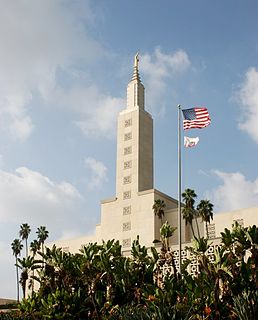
<box><xmin>123</xmin><ymin>222</ymin><xmax>131</xmax><ymax>231</ymax></box>
<box><xmin>123</xmin><ymin>175</ymin><xmax>131</xmax><ymax>184</ymax></box>
<box><xmin>124</xmin><ymin>146</ymin><xmax>132</xmax><ymax>155</ymax></box>
<box><xmin>123</xmin><ymin>191</ymin><xmax>131</xmax><ymax>200</ymax></box>
<box><xmin>124</xmin><ymin>118</ymin><xmax>132</xmax><ymax>127</ymax></box>
<box><xmin>124</xmin><ymin>132</ymin><xmax>132</xmax><ymax>141</ymax></box>
<box><xmin>164</xmin><ymin>243</ymin><xmax>223</xmax><ymax>278</ymax></box>
<box><xmin>207</xmin><ymin>223</ymin><xmax>216</xmax><ymax>239</ymax></box>
<box><xmin>122</xmin><ymin>238</ymin><xmax>131</xmax><ymax>248</ymax></box>
<box><xmin>123</xmin><ymin>206</ymin><xmax>131</xmax><ymax>215</ymax></box>
<box><xmin>124</xmin><ymin>161</ymin><xmax>132</xmax><ymax>169</ymax></box>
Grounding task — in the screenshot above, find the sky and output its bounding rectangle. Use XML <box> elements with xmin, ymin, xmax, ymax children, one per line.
<box><xmin>1</xmin><ymin>0</ymin><xmax>258</xmax><ymax>299</ymax></box>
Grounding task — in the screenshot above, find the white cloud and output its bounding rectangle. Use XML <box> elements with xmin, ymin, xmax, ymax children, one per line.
<box><xmin>0</xmin><ymin>167</ymin><xmax>82</xmax><ymax>224</ymax></box>
<box><xmin>85</xmin><ymin>157</ymin><xmax>108</xmax><ymax>190</ymax></box>
<box><xmin>49</xmin><ymin>85</ymin><xmax>124</xmax><ymax>138</ymax></box>
<box><xmin>0</xmin><ymin>166</ymin><xmax>93</xmax><ymax>298</ymax></box>
<box><xmin>65</xmin><ymin>48</ymin><xmax>190</xmax><ymax>136</ymax></box>
<box><xmin>57</xmin><ymin>86</ymin><xmax>124</xmax><ymax>138</ymax></box>
<box><xmin>0</xmin><ymin>167</ymin><xmax>85</xmax><ymax>298</ymax></box>
<box><xmin>237</xmin><ymin>67</ymin><xmax>258</xmax><ymax>143</ymax></box>
<box><xmin>0</xmin><ymin>0</ymin><xmax>101</xmax><ymax>141</ymax></box>
<box><xmin>140</xmin><ymin>47</ymin><xmax>191</xmax><ymax>115</ymax></box>
<box><xmin>206</xmin><ymin>170</ymin><xmax>258</xmax><ymax>212</ymax></box>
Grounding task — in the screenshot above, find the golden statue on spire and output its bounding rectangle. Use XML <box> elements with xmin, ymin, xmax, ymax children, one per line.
<box><xmin>134</xmin><ymin>52</ymin><xmax>139</xmax><ymax>68</ymax></box>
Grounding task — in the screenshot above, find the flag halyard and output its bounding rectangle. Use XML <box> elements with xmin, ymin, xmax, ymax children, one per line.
<box><xmin>182</xmin><ymin>107</ymin><xmax>211</xmax><ymax>130</ymax></box>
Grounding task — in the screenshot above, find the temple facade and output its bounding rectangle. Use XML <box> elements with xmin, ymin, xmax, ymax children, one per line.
<box><xmin>49</xmin><ymin>55</ymin><xmax>258</xmax><ymax>255</ymax></box>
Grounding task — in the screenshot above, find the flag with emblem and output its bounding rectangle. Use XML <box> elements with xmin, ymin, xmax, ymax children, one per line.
<box><xmin>184</xmin><ymin>136</ymin><xmax>199</xmax><ymax>148</ymax></box>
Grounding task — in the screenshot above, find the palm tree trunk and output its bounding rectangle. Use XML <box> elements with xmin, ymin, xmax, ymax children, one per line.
<box><xmin>25</xmin><ymin>239</ymin><xmax>28</xmax><ymax>257</ymax></box>
<box><xmin>16</xmin><ymin>257</ymin><xmax>19</xmax><ymax>302</ymax></box>
<box><xmin>190</xmin><ymin>223</ymin><xmax>195</xmax><ymax>238</ymax></box>
<box><xmin>41</xmin><ymin>243</ymin><xmax>44</xmax><ymax>267</ymax></box>
<box><xmin>22</xmin><ymin>281</ymin><xmax>26</xmax><ymax>299</ymax></box>
<box><xmin>32</xmin><ymin>268</ymin><xmax>35</xmax><ymax>292</ymax></box>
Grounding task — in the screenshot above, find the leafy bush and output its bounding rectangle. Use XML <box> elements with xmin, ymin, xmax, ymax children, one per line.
<box><xmin>9</xmin><ymin>220</ymin><xmax>258</xmax><ymax>319</ymax></box>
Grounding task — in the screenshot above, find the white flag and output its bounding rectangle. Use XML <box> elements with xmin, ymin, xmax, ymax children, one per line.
<box><xmin>184</xmin><ymin>136</ymin><xmax>199</xmax><ymax>148</ymax></box>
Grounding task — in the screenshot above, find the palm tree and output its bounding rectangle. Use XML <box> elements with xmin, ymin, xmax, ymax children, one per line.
<box><xmin>17</xmin><ymin>256</ymin><xmax>34</xmax><ymax>299</ymax></box>
<box><xmin>153</xmin><ymin>199</ymin><xmax>166</xmax><ymax>225</ymax></box>
<box><xmin>182</xmin><ymin>188</ymin><xmax>200</xmax><ymax>238</ymax></box>
<box><xmin>160</xmin><ymin>221</ymin><xmax>176</xmax><ymax>252</ymax></box>
<box><xmin>30</xmin><ymin>239</ymin><xmax>40</xmax><ymax>292</ymax></box>
<box><xmin>182</xmin><ymin>188</ymin><xmax>197</xmax><ymax>207</ymax></box>
<box><xmin>158</xmin><ymin>221</ymin><xmax>178</xmax><ymax>280</ymax></box>
<box><xmin>197</xmin><ymin>200</ymin><xmax>214</xmax><ymax>238</ymax></box>
<box><xmin>36</xmin><ymin>226</ymin><xmax>49</xmax><ymax>254</ymax></box>
<box><xmin>19</xmin><ymin>223</ymin><xmax>31</xmax><ymax>257</ymax></box>
<box><xmin>30</xmin><ymin>239</ymin><xmax>40</xmax><ymax>256</ymax></box>
<box><xmin>11</xmin><ymin>238</ymin><xmax>23</xmax><ymax>302</ymax></box>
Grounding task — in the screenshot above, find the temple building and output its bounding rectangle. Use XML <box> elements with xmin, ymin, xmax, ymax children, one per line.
<box><xmin>50</xmin><ymin>55</ymin><xmax>258</xmax><ymax>258</ymax></box>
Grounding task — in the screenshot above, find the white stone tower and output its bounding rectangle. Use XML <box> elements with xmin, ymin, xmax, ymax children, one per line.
<box><xmin>116</xmin><ymin>53</ymin><xmax>153</xmax><ymax>199</ymax></box>
<box><xmin>49</xmin><ymin>55</ymin><xmax>187</xmax><ymax>254</ymax></box>
<box><xmin>98</xmin><ymin>54</ymin><xmax>179</xmax><ymax>253</ymax></box>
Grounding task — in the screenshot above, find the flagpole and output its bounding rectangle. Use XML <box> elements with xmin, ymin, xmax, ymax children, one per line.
<box><xmin>178</xmin><ymin>104</ymin><xmax>182</xmax><ymax>274</ymax></box>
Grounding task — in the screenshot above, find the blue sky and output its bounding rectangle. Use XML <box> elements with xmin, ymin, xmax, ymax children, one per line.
<box><xmin>1</xmin><ymin>0</ymin><xmax>258</xmax><ymax>298</ymax></box>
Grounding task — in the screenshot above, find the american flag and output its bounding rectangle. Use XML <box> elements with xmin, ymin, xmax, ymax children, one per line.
<box><xmin>182</xmin><ymin>107</ymin><xmax>211</xmax><ymax>130</ymax></box>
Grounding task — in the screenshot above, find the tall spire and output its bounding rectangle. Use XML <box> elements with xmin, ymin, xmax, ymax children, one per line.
<box><xmin>127</xmin><ymin>53</ymin><xmax>145</xmax><ymax>109</ymax></box>
<box><xmin>131</xmin><ymin>52</ymin><xmax>141</xmax><ymax>82</ymax></box>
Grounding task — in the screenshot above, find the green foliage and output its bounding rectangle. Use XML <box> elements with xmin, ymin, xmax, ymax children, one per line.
<box><xmin>197</xmin><ymin>200</ymin><xmax>214</xmax><ymax>238</ymax></box>
<box><xmin>36</xmin><ymin>226</ymin><xmax>49</xmax><ymax>254</ymax></box>
<box><xmin>0</xmin><ymin>312</ymin><xmax>25</xmax><ymax>320</ymax></box>
<box><xmin>0</xmin><ymin>304</ymin><xmax>18</xmax><ymax>311</ymax></box>
<box><xmin>10</xmin><ymin>213</ymin><xmax>258</xmax><ymax>319</ymax></box>
<box><xmin>11</xmin><ymin>239</ymin><xmax>23</xmax><ymax>258</ymax></box>
<box><xmin>152</xmin><ymin>199</ymin><xmax>166</xmax><ymax>222</ymax></box>
<box><xmin>182</xmin><ymin>189</ymin><xmax>214</xmax><ymax>240</ymax></box>
<box><xmin>19</xmin><ymin>223</ymin><xmax>31</xmax><ymax>257</ymax></box>
<box><xmin>11</xmin><ymin>238</ymin><xmax>23</xmax><ymax>303</ymax></box>
<box><xmin>160</xmin><ymin>221</ymin><xmax>177</xmax><ymax>251</ymax></box>
<box><xmin>182</xmin><ymin>188</ymin><xmax>199</xmax><ymax>239</ymax></box>
<box><xmin>232</xmin><ymin>290</ymin><xmax>258</xmax><ymax>320</ymax></box>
